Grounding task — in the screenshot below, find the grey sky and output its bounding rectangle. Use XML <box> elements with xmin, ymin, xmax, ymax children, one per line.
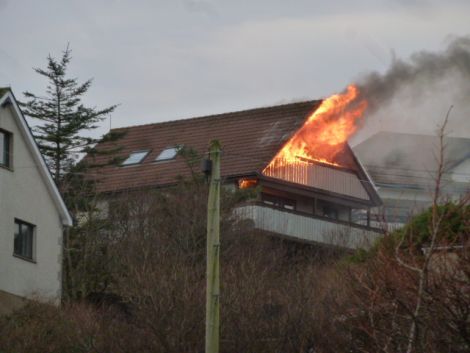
<box><xmin>1</xmin><ymin>0</ymin><xmax>470</xmax><ymax>138</ymax></box>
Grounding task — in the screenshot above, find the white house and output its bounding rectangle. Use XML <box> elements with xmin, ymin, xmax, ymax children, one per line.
<box><xmin>0</xmin><ymin>88</ymin><xmax>72</xmax><ymax>314</ymax></box>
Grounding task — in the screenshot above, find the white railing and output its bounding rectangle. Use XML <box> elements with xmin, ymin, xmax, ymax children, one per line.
<box><xmin>263</xmin><ymin>159</ymin><xmax>370</xmax><ymax>200</ymax></box>
<box><xmin>235</xmin><ymin>203</ymin><xmax>383</xmax><ymax>249</ymax></box>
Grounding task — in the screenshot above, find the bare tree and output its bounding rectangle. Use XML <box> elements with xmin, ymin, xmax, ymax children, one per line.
<box><xmin>332</xmin><ymin>108</ymin><xmax>470</xmax><ymax>353</ymax></box>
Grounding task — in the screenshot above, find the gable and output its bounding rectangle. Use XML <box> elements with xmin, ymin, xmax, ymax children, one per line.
<box><xmin>262</xmin><ymin>143</ymin><xmax>380</xmax><ymax>205</ymax></box>
<box><xmin>0</xmin><ymin>90</ymin><xmax>72</xmax><ymax>226</ymax></box>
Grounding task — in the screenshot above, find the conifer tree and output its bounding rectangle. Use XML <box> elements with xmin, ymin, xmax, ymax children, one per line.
<box><xmin>21</xmin><ymin>45</ymin><xmax>117</xmax><ymax>187</ymax></box>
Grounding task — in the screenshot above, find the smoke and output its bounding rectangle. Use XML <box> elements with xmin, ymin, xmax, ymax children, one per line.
<box><xmin>352</xmin><ymin>35</ymin><xmax>470</xmax><ymax>145</ymax></box>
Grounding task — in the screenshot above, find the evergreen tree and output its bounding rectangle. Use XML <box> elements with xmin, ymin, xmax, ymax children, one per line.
<box><xmin>21</xmin><ymin>45</ymin><xmax>117</xmax><ymax>187</ymax></box>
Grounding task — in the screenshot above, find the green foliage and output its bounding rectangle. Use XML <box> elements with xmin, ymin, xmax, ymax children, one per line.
<box><xmin>343</xmin><ymin>248</ymin><xmax>371</xmax><ymax>264</ymax></box>
<box><xmin>20</xmin><ymin>45</ymin><xmax>118</xmax><ymax>184</ymax></box>
<box><xmin>398</xmin><ymin>202</ymin><xmax>469</xmax><ymax>247</ymax></box>
<box><xmin>345</xmin><ymin>202</ymin><xmax>469</xmax><ymax>263</ymax></box>
<box><xmin>19</xmin><ymin>45</ymin><xmax>125</xmax><ymax>301</ymax></box>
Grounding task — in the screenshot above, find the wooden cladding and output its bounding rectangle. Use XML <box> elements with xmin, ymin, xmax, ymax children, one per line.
<box><xmin>263</xmin><ymin>159</ymin><xmax>369</xmax><ymax>200</ymax></box>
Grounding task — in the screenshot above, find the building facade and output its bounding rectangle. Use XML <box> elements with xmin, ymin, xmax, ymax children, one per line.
<box><xmin>0</xmin><ymin>89</ymin><xmax>72</xmax><ymax>314</ymax></box>
<box><xmin>87</xmin><ymin>100</ymin><xmax>382</xmax><ymax>249</ymax></box>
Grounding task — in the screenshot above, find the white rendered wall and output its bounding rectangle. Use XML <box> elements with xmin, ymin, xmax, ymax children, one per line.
<box><xmin>0</xmin><ymin>104</ymin><xmax>63</xmax><ymax>303</ymax></box>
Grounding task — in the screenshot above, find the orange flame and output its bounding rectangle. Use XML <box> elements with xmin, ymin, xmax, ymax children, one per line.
<box><xmin>239</xmin><ymin>178</ymin><xmax>258</xmax><ymax>189</ymax></box>
<box><xmin>264</xmin><ymin>84</ymin><xmax>367</xmax><ymax>171</ymax></box>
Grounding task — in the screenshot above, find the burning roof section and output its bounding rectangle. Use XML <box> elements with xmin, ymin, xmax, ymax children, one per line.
<box><xmin>261</xmin><ymin>85</ymin><xmax>378</xmax><ymax>203</ymax></box>
<box><xmin>87</xmin><ymin>100</ymin><xmax>320</xmax><ymax>192</ymax></box>
<box><xmin>88</xmin><ymin>92</ymin><xmax>380</xmax><ymax>205</ymax></box>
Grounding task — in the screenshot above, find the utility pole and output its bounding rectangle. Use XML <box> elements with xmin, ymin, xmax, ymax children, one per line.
<box><xmin>205</xmin><ymin>140</ymin><xmax>221</xmax><ymax>353</ymax></box>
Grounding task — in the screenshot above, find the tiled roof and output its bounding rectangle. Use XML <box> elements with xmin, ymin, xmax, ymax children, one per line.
<box><xmin>87</xmin><ymin>100</ymin><xmax>322</xmax><ymax>193</ymax></box>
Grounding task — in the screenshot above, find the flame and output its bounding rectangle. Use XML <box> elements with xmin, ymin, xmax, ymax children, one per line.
<box><xmin>264</xmin><ymin>84</ymin><xmax>367</xmax><ymax>171</ymax></box>
<box><xmin>239</xmin><ymin>178</ymin><xmax>258</xmax><ymax>189</ymax></box>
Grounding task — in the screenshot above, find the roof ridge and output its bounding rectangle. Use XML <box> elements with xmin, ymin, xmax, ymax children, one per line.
<box><xmin>112</xmin><ymin>99</ymin><xmax>321</xmax><ymax>131</ymax></box>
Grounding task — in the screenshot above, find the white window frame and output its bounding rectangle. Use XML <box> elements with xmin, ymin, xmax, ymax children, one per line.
<box><xmin>155</xmin><ymin>146</ymin><xmax>182</xmax><ymax>162</ymax></box>
<box><xmin>121</xmin><ymin>150</ymin><xmax>150</xmax><ymax>166</ymax></box>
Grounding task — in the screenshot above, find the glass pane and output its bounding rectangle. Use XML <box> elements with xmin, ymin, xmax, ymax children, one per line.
<box><xmin>14</xmin><ymin>222</ymin><xmax>21</xmax><ymax>255</ymax></box>
<box><xmin>122</xmin><ymin>151</ymin><xmax>149</xmax><ymax>165</ymax></box>
<box><xmin>24</xmin><ymin>225</ymin><xmax>33</xmax><ymax>259</ymax></box>
<box><xmin>14</xmin><ymin>222</ymin><xmax>33</xmax><ymax>259</ymax></box>
<box><xmin>0</xmin><ymin>132</ymin><xmax>4</xmax><ymax>165</ymax></box>
<box><xmin>4</xmin><ymin>133</ymin><xmax>9</xmax><ymax>166</ymax></box>
<box><xmin>155</xmin><ymin>147</ymin><xmax>178</xmax><ymax>161</ymax></box>
<box><xmin>20</xmin><ymin>224</ymin><xmax>27</xmax><ymax>257</ymax></box>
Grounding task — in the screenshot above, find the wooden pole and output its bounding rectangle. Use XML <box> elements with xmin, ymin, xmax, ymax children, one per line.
<box><xmin>205</xmin><ymin>140</ymin><xmax>221</xmax><ymax>353</ymax></box>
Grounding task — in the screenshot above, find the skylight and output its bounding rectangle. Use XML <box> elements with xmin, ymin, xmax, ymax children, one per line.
<box><xmin>121</xmin><ymin>150</ymin><xmax>149</xmax><ymax>166</ymax></box>
<box><xmin>155</xmin><ymin>146</ymin><xmax>181</xmax><ymax>162</ymax></box>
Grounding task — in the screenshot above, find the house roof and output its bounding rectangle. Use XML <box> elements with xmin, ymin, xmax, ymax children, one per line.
<box><xmin>88</xmin><ymin>100</ymin><xmax>322</xmax><ymax>192</ymax></box>
<box><xmin>88</xmin><ymin>100</ymin><xmax>381</xmax><ymax>206</ymax></box>
<box><xmin>353</xmin><ymin>131</ymin><xmax>470</xmax><ymax>190</ymax></box>
<box><xmin>0</xmin><ymin>88</ymin><xmax>73</xmax><ymax>226</ymax></box>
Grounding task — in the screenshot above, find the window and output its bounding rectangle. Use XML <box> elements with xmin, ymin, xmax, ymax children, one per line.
<box><xmin>315</xmin><ymin>200</ymin><xmax>340</xmax><ymax>220</ymax></box>
<box><xmin>262</xmin><ymin>194</ymin><xmax>296</xmax><ymax>211</ymax></box>
<box><xmin>14</xmin><ymin>219</ymin><xmax>35</xmax><ymax>260</ymax></box>
<box><xmin>0</xmin><ymin>129</ymin><xmax>12</xmax><ymax>168</ymax></box>
<box><xmin>121</xmin><ymin>150</ymin><xmax>149</xmax><ymax>166</ymax></box>
<box><xmin>155</xmin><ymin>146</ymin><xmax>181</xmax><ymax>162</ymax></box>
<box><xmin>322</xmin><ymin>205</ymin><xmax>339</xmax><ymax>220</ymax></box>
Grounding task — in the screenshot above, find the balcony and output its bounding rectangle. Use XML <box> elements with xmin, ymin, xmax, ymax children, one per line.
<box><xmin>235</xmin><ymin>203</ymin><xmax>383</xmax><ymax>249</ymax></box>
<box><xmin>263</xmin><ymin>158</ymin><xmax>370</xmax><ymax>200</ymax></box>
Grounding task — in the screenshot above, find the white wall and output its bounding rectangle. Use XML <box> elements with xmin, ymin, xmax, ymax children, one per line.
<box><xmin>0</xmin><ymin>104</ymin><xmax>63</xmax><ymax>303</ymax></box>
<box><xmin>236</xmin><ymin>204</ymin><xmax>381</xmax><ymax>249</ymax></box>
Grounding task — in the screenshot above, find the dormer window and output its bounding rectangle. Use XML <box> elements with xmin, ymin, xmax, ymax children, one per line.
<box><xmin>155</xmin><ymin>146</ymin><xmax>181</xmax><ymax>162</ymax></box>
<box><xmin>0</xmin><ymin>129</ymin><xmax>12</xmax><ymax>168</ymax></box>
<box><xmin>121</xmin><ymin>150</ymin><xmax>149</xmax><ymax>166</ymax></box>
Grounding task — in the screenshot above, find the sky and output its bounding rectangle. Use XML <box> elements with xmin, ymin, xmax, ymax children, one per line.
<box><xmin>1</xmin><ymin>0</ymin><xmax>470</xmax><ymax>139</ymax></box>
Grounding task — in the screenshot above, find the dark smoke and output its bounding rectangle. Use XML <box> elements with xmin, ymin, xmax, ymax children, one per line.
<box><xmin>350</xmin><ymin>35</ymin><xmax>470</xmax><ymax>145</ymax></box>
<box><xmin>358</xmin><ymin>35</ymin><xmax>470</xmax><ymax>113</ymax></box>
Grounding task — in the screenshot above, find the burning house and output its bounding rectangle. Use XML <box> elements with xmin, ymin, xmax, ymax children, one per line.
<box><xmin>88</xmin><ymin>86</ymin><xmax>382</xmax><ymax>249</ymax></box>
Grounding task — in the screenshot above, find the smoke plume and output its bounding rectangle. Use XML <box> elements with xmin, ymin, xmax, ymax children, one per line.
<box><xmin>352</xmin><ymin>35</ymin><xmax>470</xmax><ymax>145</ymax></box>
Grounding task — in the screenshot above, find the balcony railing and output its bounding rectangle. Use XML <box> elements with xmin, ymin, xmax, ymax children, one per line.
<box><xmin>235</xmin><ymin>203</ymin><xmax>383</xmax><ymax>249</ymax></box>
<box><xmin>263</xmin><ymin>158</ymin><xmax>370</xmax><ymax>200</ymax></box>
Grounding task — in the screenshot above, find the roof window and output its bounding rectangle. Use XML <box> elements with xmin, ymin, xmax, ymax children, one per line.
<box><xmin>155</xmin><ymin>146</ymin><xmax>181</xmax><ymax>162</ymax></box>
<box><xmin>121</xmin><ymin>150</ymin><xmax>150</xmax><ymax>166</ymax></box>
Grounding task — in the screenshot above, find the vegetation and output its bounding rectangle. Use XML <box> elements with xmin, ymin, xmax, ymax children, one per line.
<box><xmin>1</xmin><ymin>168</ymin><xmax>467</xmax><ymax>352</ymax></box>
<box><xmin>18</xmin><ymin>45</ymin><xmax>127</xmax><ymax>301</ymax></box>
<box><xmin>336</xmin><ymin>200</ymin><xmax>469</xmax><ymax>353</ymax></box>
<box><xmin>20</xmin><ymin>45</ymin><xmax>118</xmax><ymax>186</ymax></box>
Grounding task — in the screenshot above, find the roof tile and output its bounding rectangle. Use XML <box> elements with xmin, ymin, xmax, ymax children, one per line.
<box><xmin>87</xmin><ymin>100</ymin><xmax>321</xmax><ymax>193</ymax></box>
